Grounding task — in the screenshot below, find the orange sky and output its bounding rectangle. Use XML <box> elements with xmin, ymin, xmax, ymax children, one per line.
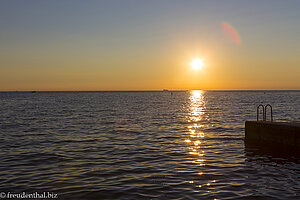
<box><xmin>1</xmin><ymin>1</ymin><xmax>299</xmax><ymax>91</ymax></box>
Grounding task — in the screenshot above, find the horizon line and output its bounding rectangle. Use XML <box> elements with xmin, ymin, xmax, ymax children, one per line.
<box><xmin>1</xmin><ymin>89</ymin><xmax>300</xmax><ymax>92</ymax></box>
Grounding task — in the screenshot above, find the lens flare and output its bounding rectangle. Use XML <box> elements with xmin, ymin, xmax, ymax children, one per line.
<box><xmin>221</xmin><ymin>22</ymin><xmax>241</xmax><ymax>45</ymax></box>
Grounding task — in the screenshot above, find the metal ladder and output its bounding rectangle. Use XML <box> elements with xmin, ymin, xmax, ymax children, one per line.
<box><xmin>257</xmin><ymin>104</ymin><xmax>273</xmax><ymax>121</ymax></box>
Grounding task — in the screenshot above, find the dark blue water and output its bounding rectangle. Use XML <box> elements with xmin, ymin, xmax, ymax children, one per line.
<box><xmin>0</xmin><ymin>91</ymin><xmax>299</xmax><ymax>199</ymax></box>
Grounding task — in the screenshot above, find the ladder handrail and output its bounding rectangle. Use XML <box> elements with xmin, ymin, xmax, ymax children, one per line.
<box><xmin>257</xmin><ymin>104</ymin><xmax>265</xmax><ymax>121</ymax></box>
<box><xmin>264</xmin><ymin>104</ymin><xmax>273</xmax><ymax>121</ymax></box>
<box><xmin>256</xmin><ymin>104</ymin><xmax>273</xmax><ymax>121</ymax></box>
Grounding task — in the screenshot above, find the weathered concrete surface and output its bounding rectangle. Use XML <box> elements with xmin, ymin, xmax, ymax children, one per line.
<box><xmin>245</xmin><ymin>121</ymin><xmax>300</xmax><ymax>150</ymax></box>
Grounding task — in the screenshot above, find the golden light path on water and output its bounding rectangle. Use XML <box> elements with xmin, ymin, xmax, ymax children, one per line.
<box><xmin>185</xmin><ymin>90</ymin><xmax>216</xmax><ymax>189</ymax></box>
<box><xmin>186</xmin><ymin>90</ymin><xmax>205</xmax><ymax>160</ymax></box>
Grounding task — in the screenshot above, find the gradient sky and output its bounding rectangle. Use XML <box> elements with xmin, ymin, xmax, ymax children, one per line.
<box><xmin>1</xmin><ymin>0</ymin><xmax>300</xmax><ymax>91</ymax></box>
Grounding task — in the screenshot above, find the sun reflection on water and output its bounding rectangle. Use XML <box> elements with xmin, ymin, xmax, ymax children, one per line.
<box><xmin>185</xmin><ymin>90</ymin><xmax>211</xmax><ymax>190</ymax></box>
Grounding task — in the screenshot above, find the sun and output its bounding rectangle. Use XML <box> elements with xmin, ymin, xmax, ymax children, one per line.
<box><xmin>191</xmin><ymin>59</ymin><xmax>203</xmax><ymax>70</ymax></box>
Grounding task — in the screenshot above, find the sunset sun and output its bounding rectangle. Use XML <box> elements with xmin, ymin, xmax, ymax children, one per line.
<box><xmin>191</xmin><ymin>59</ymin><xmax>203</xmax><ymax>70</ymax></box>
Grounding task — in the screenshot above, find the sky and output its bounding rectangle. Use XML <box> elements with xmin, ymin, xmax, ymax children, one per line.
<box><xmin>0</xmin><ymin>0</ymin><xmax>300</xmax><ymax>91</ymax></box>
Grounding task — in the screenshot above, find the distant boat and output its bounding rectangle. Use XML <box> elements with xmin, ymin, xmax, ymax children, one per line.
<box><xmin>31</xmin><ymin>91</ymin><xmax>37</xmax><ymax>93</ymax></box>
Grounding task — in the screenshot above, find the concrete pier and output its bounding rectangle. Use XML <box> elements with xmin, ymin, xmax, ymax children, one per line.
<box><xmin>245</xmin><ymin>121</ymin><xmax>300</xmax><ymax>150</ymax></box>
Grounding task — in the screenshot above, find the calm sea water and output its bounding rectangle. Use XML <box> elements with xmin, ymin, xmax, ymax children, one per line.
<box><xmin>0</xmin><ymin>91</ymin><xmax>299</xmax><ymax>199</ymax></box>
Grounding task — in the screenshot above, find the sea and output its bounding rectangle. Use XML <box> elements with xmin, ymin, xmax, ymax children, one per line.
<box><xmin>0</xmin><ymin>91</ymin><xmax>299</xmax><ymax>199</ymax></box>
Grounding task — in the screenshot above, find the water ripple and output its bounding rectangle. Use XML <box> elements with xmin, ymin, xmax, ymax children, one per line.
<box><xmin>0</xmin><ymin>91</ymin><xmax>299</xmax><ymax>199</ymax></box>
